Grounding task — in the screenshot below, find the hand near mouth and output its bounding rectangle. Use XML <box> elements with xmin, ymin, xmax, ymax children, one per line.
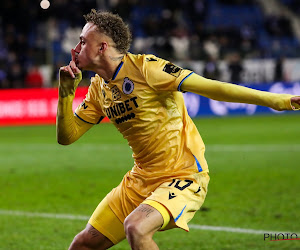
<box><xmin>71</xmin><ymin>49</ymin><xmax>80</xmax><ymax>69</ymax></box>
<box><xmin>58</xmin><ymin>49</ymin><xmax>82</xmax><ymax>97</ymax></box>
<box><xmin>59</xmin><ymin>49</ymin><xmax>81</xmax><ymax>79</ymax></box>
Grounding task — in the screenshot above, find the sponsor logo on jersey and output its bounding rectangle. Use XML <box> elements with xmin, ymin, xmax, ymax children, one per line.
<box><xmin>122</xmin><ymin>77</ymin><xmax>134</xmax><ymax>94</ymax></box>
<box><xmin>168</xmin><ymin>192</ymin><xmax>177</xmax><ymax>200</ymax></box>
<box><xmin>115</xmin><ymin>113</ymin><xmax>135</xmax><ymax>124</ymax></box>
<box><xmin>104</xmin><ymin>96</ymin><xmax>139</xmax><ymax>124</ymax></box>
<box><xmin>111</xmin><ymin>85</ymin><xmax>121</xmax><ymax>101</ymax></box>
<box><xmin>163</xmin><ymin>63</ymin><xmax>182</xmax><ymax>77</ymax></box>
<box><xmin>80</xmin><ymin>101</ymin><xmax>88</xmax><ymax>109</ymax></box>
<box><xmin>146</xmin><ymin>57</ymin><xmax>157</xmax><ymax>62</ymax></box>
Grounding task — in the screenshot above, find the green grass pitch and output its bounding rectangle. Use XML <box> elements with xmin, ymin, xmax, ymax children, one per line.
<box><xmin>0</xmin><ymin>114</ymin><xmax>300</xmax><ymax>249</ymax></box>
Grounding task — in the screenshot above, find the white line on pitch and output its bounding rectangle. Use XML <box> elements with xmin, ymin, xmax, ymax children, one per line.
<box><xmin>0</xmin><ymin>209</ymin><xmax>298</xmax><ymax>235</ymax></box>
<box><xmin>0</xmin><ymin>209</ymin><xmax>89</xmax><ymax>221</ymax></box>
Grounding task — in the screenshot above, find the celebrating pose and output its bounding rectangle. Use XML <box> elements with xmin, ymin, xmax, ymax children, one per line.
<box><xmin>57</xmin><ymin>9</ymin><xmax>300</xmax><ymax>250</ymax></box>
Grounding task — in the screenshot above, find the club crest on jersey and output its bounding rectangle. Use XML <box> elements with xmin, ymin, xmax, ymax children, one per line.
<box><xmin>122</xmin><ymin>77</ymin><xmax>134</xmax><ymax>95</ymax></box>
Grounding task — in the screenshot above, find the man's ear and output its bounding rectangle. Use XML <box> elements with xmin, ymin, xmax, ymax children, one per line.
<box><xmin>99</xmin><ymin>42</ymin><xmax>108</xmax><ymax>53</ymax></box>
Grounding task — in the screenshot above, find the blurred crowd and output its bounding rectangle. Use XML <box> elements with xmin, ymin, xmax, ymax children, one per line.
<box><xmin>281</xmin><ymin>0</ymin><xmax>300</xmax><ymax>15</ymax></box>
<box><xmin>0</xmin><ymin>0</ymin><xmax>299</xmax><ymax>88</ymax></box>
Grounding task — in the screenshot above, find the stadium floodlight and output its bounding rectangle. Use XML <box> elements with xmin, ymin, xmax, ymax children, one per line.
<box><xmin>40</xmin><ymin>0</ymin><xmax>50</xmax><ymax>10</ymax></box>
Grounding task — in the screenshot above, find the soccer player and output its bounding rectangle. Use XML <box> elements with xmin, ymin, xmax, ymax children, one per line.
<box><xmin>57</xmin><ymin>9</ymin><xmax>300</xmax><ymax>250</ymax></box>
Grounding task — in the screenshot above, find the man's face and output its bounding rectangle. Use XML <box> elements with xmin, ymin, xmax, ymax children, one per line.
<box><xmin>73</xmin><ymin>23</ymin><xmax>101</xmax><ymax>70</ymax></box>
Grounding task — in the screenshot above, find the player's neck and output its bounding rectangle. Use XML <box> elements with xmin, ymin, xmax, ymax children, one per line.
<box><xmin>96</xmin><ymin>53</ymin><xmax>124</xmax><ymax>82</ymax></box>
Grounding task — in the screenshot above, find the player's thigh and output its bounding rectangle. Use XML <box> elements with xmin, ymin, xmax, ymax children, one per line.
<box><xmin>124</xmin><ymin>203</ymin><xmax>165</xmax><ymax>236</ymax></box>
<box><xmin>88</xmin><ymin>196</ymin><xmax>126</xmax><ymax>245</ymax></box>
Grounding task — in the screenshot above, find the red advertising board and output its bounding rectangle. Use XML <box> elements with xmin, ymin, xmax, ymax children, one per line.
<box><xmin>0</xmin><ymin>87</ymin><xmax>94</xmax><ymax>126</ymax></box>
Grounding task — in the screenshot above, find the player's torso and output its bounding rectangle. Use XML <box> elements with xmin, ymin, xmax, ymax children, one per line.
<box><xmin>94</xmin><ymin>54</ymin><xmax>188</xmax><ymax>171</ymax></box>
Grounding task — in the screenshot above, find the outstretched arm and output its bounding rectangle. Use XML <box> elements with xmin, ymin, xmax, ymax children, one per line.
<box><xmin>181</xmin><ymin>73</ymin><xmax>300</xmax><ymax>111</ymax></box>
<box><xmin>56</xmin><ymin>49</ymin><xmax>93</xmax><ymax>145</ymax></box>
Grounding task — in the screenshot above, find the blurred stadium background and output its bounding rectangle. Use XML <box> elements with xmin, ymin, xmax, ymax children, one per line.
<box><xmin>2</xmin><ymin>0</ymin><xmax>300</xmax><ymax>89</ymax></box>
<box><xmin>1</xmin><ymin>0</ymin><xmax>300</xmax><ymax>125</ymax></box>
<box><xmin>0</xmin><ymin>0</ymin><xmax>300</xmax><ymax>249</ymax></box>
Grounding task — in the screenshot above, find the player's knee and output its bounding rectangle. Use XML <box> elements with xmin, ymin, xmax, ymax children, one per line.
<box><xmin>124</xmin><ymin>217</ymin><xmax>145</xmax><ymax>239</ymax></box>
<box><xmin>124</xmin><ymin>216</ymin><xmax>154</xmax><ymax>240</ymax></box>
<box><xmin>69</xmin><ymin>227</ymin><xmax>111</xmax><ymax>250</ymax></box>
<box><xmin>69</xmin><ymin>230</ymin><xmax>87</xmax><ymax>249</ymax></box>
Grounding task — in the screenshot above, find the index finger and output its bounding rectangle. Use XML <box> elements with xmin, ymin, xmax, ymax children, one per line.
<box><xmin>71</xmin><ymin>49</ymin><xmax>76</xmax><ymax>62</ymax></box>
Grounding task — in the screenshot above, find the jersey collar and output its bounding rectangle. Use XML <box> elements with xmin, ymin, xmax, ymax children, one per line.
<box><xmin>105</xmin><ymin>57</ymin><xmax>125</xmax><ymax>83</ymax></box>
<box><xmin>112</xmin><ymin>61</ymin><xmax>124</xmax><ymax>80</ymax></box>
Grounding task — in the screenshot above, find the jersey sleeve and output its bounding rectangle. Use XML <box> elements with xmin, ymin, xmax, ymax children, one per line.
<box><xmin>142</xmin><ymin>55</ymin><xmax>194</xmax><ymax>92</ymax></box>
<box><xmin>75</xmin><ymin>80</ymin><xmax>106</xmax><ymax>125</ymax></box>
<box><xmin>181</xmin><ymin>73</ymin><xmax>297</xmax><ymax>111</ymax></box>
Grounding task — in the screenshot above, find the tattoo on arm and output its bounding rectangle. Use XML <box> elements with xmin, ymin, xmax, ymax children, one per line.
<box><xmin>137</xmin><ymin>205</ymin><xmax>154</xmax><ymax>218</ymax></box>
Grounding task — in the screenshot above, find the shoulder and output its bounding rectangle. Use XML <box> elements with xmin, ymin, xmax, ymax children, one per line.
<box><xmin>88</xmin><ymin>74</ymin><xmax>105</xmax><ymax>94</ymax></box>
<box><xmin>90</xmin><ymin>74</ymin><xmax>104</xmax><ymax>86</ymax></box>
<box><xmin>126</xmin><ymin>53</ymin><xmax>166</xmax><ymax>66</ymax></box>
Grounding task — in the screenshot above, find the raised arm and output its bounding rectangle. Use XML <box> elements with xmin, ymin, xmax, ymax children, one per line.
<box><xmin>56</xmin><ymin>49</ymin><xmax>93</xmax><ymax>145</ymax></box>
<box><xmin>180</xmin><ymin>73</ymin><xmax>300</xmax><ymax>111</ymax></box>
